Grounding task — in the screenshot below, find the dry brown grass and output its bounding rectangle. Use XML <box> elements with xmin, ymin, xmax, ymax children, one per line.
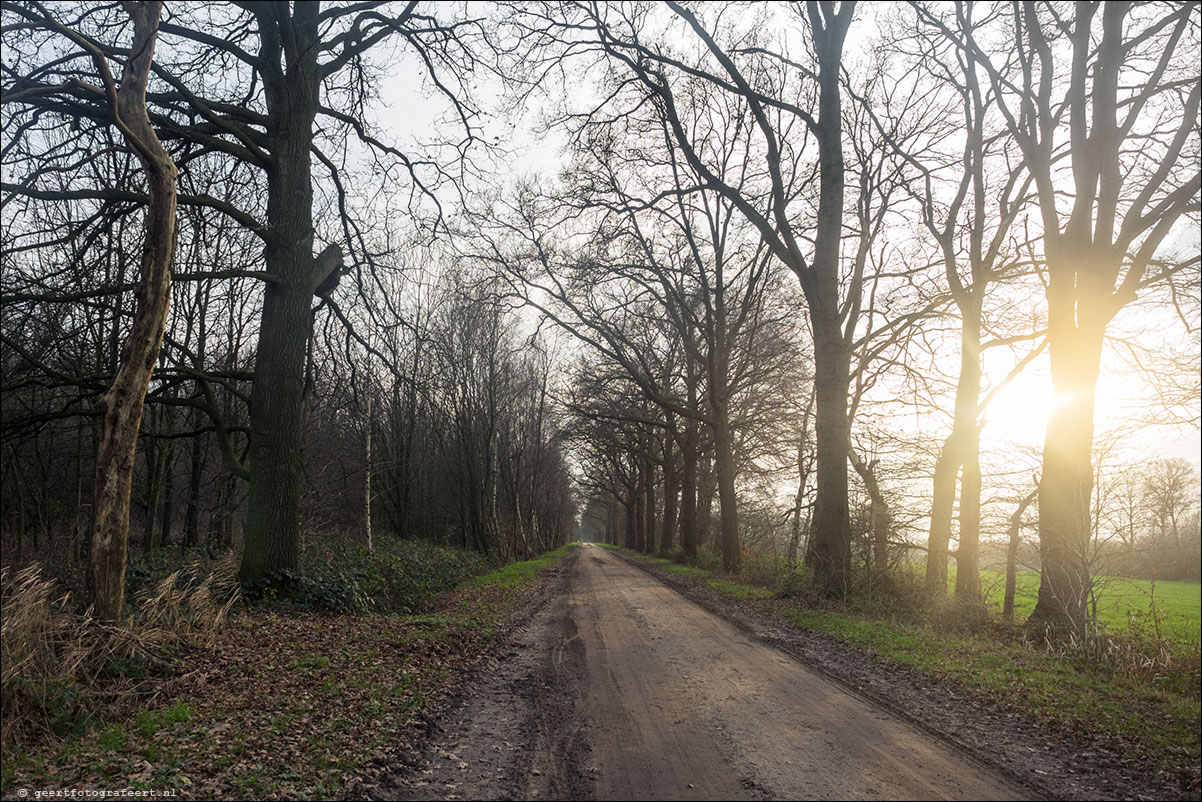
<box><xmin>0</xmin><ymin>556</ymin><xmax>239</xmax><ymax>751</ymax></box>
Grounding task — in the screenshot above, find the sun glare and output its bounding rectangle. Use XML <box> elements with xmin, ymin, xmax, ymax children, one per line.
<box><xmin>982</xmin><ymin>373</ymin><xmax>1054</xmax><ymax>447</ymax></box>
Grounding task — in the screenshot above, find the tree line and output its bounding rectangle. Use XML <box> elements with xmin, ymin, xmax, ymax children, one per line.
<box><xmin>1</xmin><ymin>1</ymin><xmax>1198</xmax><ymax>638</ymax></box>
<box><xmin>490</xmin><ymin>0</ymin><xmax>1198</xmax><ymax>637</ymax></box>
<box><xmin>1</xmin><ymin>1</ymin><xmax>576</xmax><ymax>619</ymax></box>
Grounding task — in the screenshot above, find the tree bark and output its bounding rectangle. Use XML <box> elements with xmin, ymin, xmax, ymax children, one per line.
<box><xmin>953</xmin><ymin>304</ymin><xmax>983</xmax><ymax>601</ymax></box>
<box><xmin>661</xmin><ymin>415</ymin><xmax>677</xmax><ymax>553</ymax></box>
<box><xmin>644</xmin><ymin>456</ymin><xmax>657</xmax><ymax>554</ymax></box>
<box><xmin>679</xmin><ymin>364</ymin><xmax>699</xmax><ymax>557</ymax></box>
<box><xmin>801</xmin><ymin>9</ymin><xmax>853</xmax><ymax>598</ymax></box>
<box><xmin>808</xmin><ymin>312</ymin><xmax>851</xmax><ymax>596</ymax></box>
<box><xmin>1029</xmin><ymin>304</ymin><xmax>1104</xmax><ymax>634</ymax></box>
<box><xmin>623</xmin><ymin>495</ymin><xmax>635</xmax><ymax>549</ymax></box>
<box><xmin>712</xmin><ymin>413</ymin><xmax>741</xmax><ymax>572</ymax></box>
<box><xmin>160</xmin><ymin>451</ymin><xmax>174</xmax><ymax>548</ymax></box>
<box><xmin>633</xmin><ymin>477</ymin><xmax>646</xmax><ymax>552</ymax></box>
<box><xmin>142</xmin><ymin>423</ymin><xmax>163</xmax><ymax>554</ymax></box>
<box><xmin>364</xmin><ymin>392</ymin><xmax>373</xmax><ymax>552</ymax></box>
<box><xmin>954</xmin><ymin>433</ymin><xmax>983</xmax><ymax>600</ymax></box>
<box><xmin>697</xmin><ymin>451</ymin><xmax>715</xmax><ymax>550</ymax></box>
<box><xmin>926</xmin><ymin>438</ymin><xmax>958</xmax><ymax>593</ymax></box>
<box><xmin>183</xmin><ymin>430</ymin><xmax>203</xmax><ymax>551</ymax></box>
<box><xmin>679</xmin><ymin>417</ymin><xmax>698</xmax><ymax>557</ymax></box>
<box><xmin>1004</xmin><ymin>486</ymin><xmax>1039</xmax><ymax>625</ymax></box>
<box><xmin>239</xmin><ymin>2</ymin><xmax>343</xmax><ymax>584</ymax></box>
<box><xmin>88</xmin><ymin>0</ymin><xmax>177</xmax><ymax>621</ymax></box>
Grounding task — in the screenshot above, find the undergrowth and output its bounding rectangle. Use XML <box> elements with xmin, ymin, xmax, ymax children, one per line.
<box><xmin>242</xmin><ymin>536</ymin><xmax>489</xmax><ymax>614</ymax></box>
<box><xmin>0</xmin><ymin>557</ymin><xmax>238</xmax><ymax>753</ymax></box>
<box><xmin>1</xmin><ymin>542</ymin><xmax>576</xmax><ymax>799</ymax></box>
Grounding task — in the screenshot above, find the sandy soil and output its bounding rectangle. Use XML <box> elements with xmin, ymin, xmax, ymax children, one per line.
<box><xmin>370</xmin><ymin>545</ymin><xmax>1034</xmax><ymax>801</ymax></box>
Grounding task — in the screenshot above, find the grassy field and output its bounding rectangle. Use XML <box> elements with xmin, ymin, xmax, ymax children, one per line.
<box><xmin>968</xmin><ymin>568</ymin><xmax>1200</xmax><ymax>645</ymax></box>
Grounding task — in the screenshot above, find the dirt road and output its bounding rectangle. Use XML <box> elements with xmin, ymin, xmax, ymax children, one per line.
<box><xmin>372</xmin><ymin>544</ymin><xmax>1029</xmax><ymax>801</ymax></box>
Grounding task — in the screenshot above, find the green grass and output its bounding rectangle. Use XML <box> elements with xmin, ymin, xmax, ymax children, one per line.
<box><xmin>134</xmin><ymin>702</ymin><xmax>192</xmax><ymax>739</ymax></box>
<box><xmin>780</xmin><ymin>606</ymin><xmax>1199</xmax><ymax>764</ymax></box>
<box><xmin>467</xmin><ymin>542</ymin><xmax>579</xmax><ymax>589</ymax></box>
<box><xmin>960</xmin><ymin>567</ymin><xmax>1201</xmax><ymax>645</ymax></box>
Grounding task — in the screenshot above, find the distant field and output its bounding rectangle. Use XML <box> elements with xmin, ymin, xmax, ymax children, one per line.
<box><xmin>968</xmin><ymin>568</ymin><xmax>1200</xmax><ymax>643</ymax></box>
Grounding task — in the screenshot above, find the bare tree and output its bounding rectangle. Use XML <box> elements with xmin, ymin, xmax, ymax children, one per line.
<box><xmin>3</xmin><ymin>0</ymin><xmax>177</xmax><ymax>619</ymax></box>
<box><xmin>949</xmin><ymin>1</ymin><xmax>1200</xmax><ymax>633</ymax></box>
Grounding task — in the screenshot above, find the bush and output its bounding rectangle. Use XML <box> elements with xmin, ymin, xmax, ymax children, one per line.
<box><xmin>774</xmin><ymin>564</ymin><xmax>812</xmax><ymax>599</ymax></box>
<box><xmin>241</xmin><ymin>567</ymin><xmax>376</xmax><ymax>614</ymax></box>
<box><xmin>659</xmin><ymin>546</ymin><xmax>689</xmax><ymax>564</ymax></box>
<box><xmin>695</xmin><ymin>545</ymin><xmax>724</xmax><ymax>573</ymax></box>
<box><xmin>374</xmin><ymin>540</ymin><xmax>489</xmax><ymax>613</ymax></box>
<box><xmin>740</xmin><ymin>549</ymin><xmax>787</xmax><ymax>588</ymax></box>
<box><xmin>931</xmin><ymin>596</ymin><xmax>994</xmax><ymax>635</ymax></box>
<box><xmin>242</xmin><ymin>536</ymin><xmax>489</xmax><ymax>615</ymax></box>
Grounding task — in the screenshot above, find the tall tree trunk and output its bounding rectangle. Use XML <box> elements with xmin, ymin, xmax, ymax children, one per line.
<box><xmin>697</xmin><ymin>451</ymin><xmax>715</xmax><ymax>550</ymax></box>
<box><xmin>633</xmin><ymin>481</ymin><xmax>645</xmax><ymax>552</ymax></box>
<box><xmin>644</xmin><ymin>455</ymin><xmax>657</xmax><ymax>554</ymax></box>
<box><xmin>142</xmin><ymin>438</ymin><xmax>164</xmax><ymax>555</ymax></box>
<box><xmin>364</xmin><ymin>393</ymin><xmax>373</xmax><ymax>551</ymax></box>
<box><xmin>160</xmin><ymin>451</ymin><xmax>174</xmax><ymax>548</ymax></box>
<box><xmin>808</xmin><ymin>314</ymin><xmax>851</xmax><ymax>597</ymax></box>
<box><xmin>926</xmin><ymin>439</ymin><xmax>958</xmax><ymax>593</ymax></box>
<box><xmin>954</xmin><ymin>436</ymin><xmax>983</xmax><ymax>600</ymax></box>
<box><xmin>953</xmin><ymin>305</ymin><xmax>983</xmax><ymax>600</ymax></box>
<box><xmin>240</xmin><ymin>2</ymin><xmax>342</xmax><ymax>584</ymax></box>
<box><xmin>1004</xmin><ymin>486</ymin><xmax>1039</xmax><ymax>625</ymax></box>
<box><xmin>242</xmin><ymin>266</ymin><xmax>326</xmax><ymax>580</ymax></box>
<box><xmin>787</xmin><ymin>447</ymin><xmax>804</xmax><ymax>568</ymax></box>
<box><xmin>184</xmin><ymin>430</ymin><xmax>203</xmax><ymax>550</ymax></box>
<box><xmin>787</xmin><ymin>393</ymin><xmax>814</xmax><ymax>567</ymax></box>
<box><xmin>711</xmin><ymin>412</ymin><xmax>741</xmax><ymax>572</ymax></box>
<box><xmin>679</xmin><ymin>419</ymin><xmax>698</xmax><ymax>557</ymax></box>
<box><xmin>72</xmin><ymin>425</ymin><xmax>85</xmax><ymax>564</ymax></box>
<box><xmin>1029</xmin><ymin>303</ymin><xmax>1104</xmax><ymax>635</ymax></box>
<box><xmin>623</xmin><ymin>496</ymin><xmax>635</xmax><ymax>549</ymax></box>
<box><xmin>679</xmin><ymin>359</ymin><xmax>699</xmax><ymax>556</ymax></box>
<box><xmin>88</xmin><ymin>1</ymin><xmax>177</xmax><ymax>621</ymax></box>
<box><xmin>661</xmin><ymin>416</ymin><xmax>677</xmax><ymax>552</ymax></box>
<box><xmin>802</xmin><ymin>10</ymin><xmax>853</xmax><ymax>598</ymax></box>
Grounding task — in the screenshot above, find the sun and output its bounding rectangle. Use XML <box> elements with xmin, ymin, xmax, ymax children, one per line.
<box><xmin>982</xmin><ymin>371</ymin><xmax>1054</xmax><ymax>447</ymax></box>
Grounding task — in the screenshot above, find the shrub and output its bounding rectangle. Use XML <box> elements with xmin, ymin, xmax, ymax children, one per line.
<box><xmin>374</xmin><ymin>540</ymin><xmax>489</xmax><ymax>613</ymax></box>
<box><xmin>241</xmin><ymin>568</ymin><xmax>376</xmax><ymax>614</ymax></box>
<box><xmin>695</xmin><ymin>545</ymin><xmax>724</xmax><ymax>573</ymax></box>
<box><xmin>740</xmin><ymin>549</ymin><xmax>787</xmax><ymax>588</ymax></box>
<box><xmin>774</xmin><ymin>565</ymin><xmax>813</xmax><ymax>599</ymax></box>
<box><xmin>931</xmin><ymin>596</ymin><xmax>994</xmax><ymax>635</ymax></box>
<box><xmin>659</xmin><ymin>546</ymin><xmax>688</xmax><ymax>564</ymax></box>
<box><xmin>242</xmin><ymin>537</ymin><xmax>489</xmax><ymax>615</ymax></box>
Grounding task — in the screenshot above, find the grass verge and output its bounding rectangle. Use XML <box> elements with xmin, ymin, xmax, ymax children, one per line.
<box><xmin>1</xmin><ymin>544</ymin><xmax>578</xmax><ymax>800</ymax></box>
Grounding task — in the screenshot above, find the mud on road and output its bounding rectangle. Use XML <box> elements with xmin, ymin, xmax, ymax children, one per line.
<box><xmin>369</xmin><ymin>545</ymin><xmax>1047</xmax><ymax>801</ymax></box>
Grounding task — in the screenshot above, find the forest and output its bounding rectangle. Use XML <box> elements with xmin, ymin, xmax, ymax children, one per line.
<box><xmin>1</xmin><ymin>1</ymin><xmax>1199</xmax><ymax>800</ymax></box>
